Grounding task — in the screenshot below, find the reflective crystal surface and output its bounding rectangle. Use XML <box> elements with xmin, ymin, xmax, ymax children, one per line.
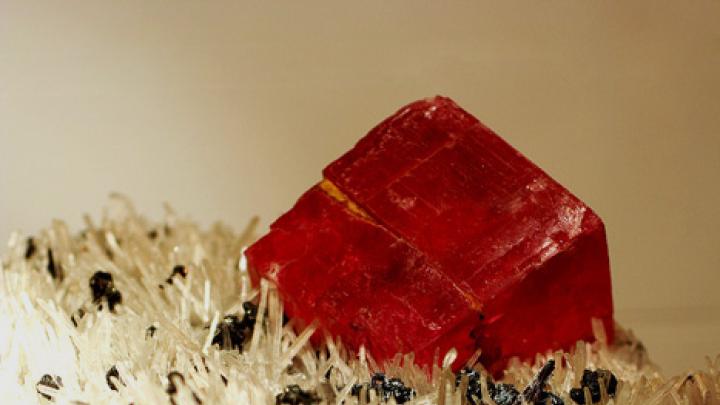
<box><xmin>246</xmin><ymin>96</ymin><xmax>614</xmax><ymax>372</ymax></box>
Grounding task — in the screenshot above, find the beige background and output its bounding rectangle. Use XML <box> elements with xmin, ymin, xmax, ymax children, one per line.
<box><xmin>1</xmin><ymin>1</ymin><xmax>719</xmax><ymax>376</ymax></box>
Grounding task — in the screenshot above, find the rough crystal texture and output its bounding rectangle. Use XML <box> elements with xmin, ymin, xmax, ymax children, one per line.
<box><xmin>246</xmin><ymin>96</ymin><xmax>614</xmax><ymax>373</ymax></box>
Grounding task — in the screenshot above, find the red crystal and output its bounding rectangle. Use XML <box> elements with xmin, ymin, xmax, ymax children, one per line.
<box><xmin>246</xmin><ymin>96</ymin><xmax>614</xmax><ymax>373</ymax></box>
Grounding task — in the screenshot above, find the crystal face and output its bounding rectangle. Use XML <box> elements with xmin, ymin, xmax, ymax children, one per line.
<box><xmin>246</xmin><ymin>96</ymin><xmax>614</xmax><ymax>373</ymax></box>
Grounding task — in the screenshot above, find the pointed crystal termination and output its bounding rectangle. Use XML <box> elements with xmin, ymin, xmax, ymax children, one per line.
<box><xmin>246</xmin><ymin>96</ymin><xmax>614</xmax><ymax>374</ymax></box>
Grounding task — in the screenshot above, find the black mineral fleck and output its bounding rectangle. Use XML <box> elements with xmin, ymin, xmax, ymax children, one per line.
<box><xmin>455</xmin><ymin>367</ymin><xmax>497</xmax><ymax>405</ymax></box>
<box><xmin>352</xmin><ymin>373</ymin><xmax>415</xmax><ymax>404</ymax></box>
<box><xmin>70</xmin><ymin>308</ymin><xmax>85</xmax><ymax>327</ymax></box>
<box><xmin>166</xmin><ymin>371</ymin><xmax>202</xmax><ymax>404</ymax></box>
<box><xmin>523</xmin><ymin>359</ymin><xmax>556</xmax><ymax>403</ymax></box>
<box><xmin>166</xmin><ymin>371</ymin><xmax>185</xmax><ymax>395</ymax></box>
<box><xmin>36</xmin><ymin>374</ymin><xmax>63</xmax><ymax>400</ymax></box>
<box><xmin>146</xmin><ymin>325</ymin><xmax>157</xmax><ymax>339</ymax></box>
<box><xmin>89</xmin><ymin>271</ymin><xmax>122</xmax><ymax>312</ymax></box>
<box><xmin>455</xmin><ymin>362</ymin><xmax>563</xmax><ymax>405</ymax></box>
<box><xmin>276</xmin><ymin>384</ymin><xmax>320</xmax><ymax>405</ymax></box>
<box><xmin>106</xmin><ymin>289</ymin><xmax>122</xmax><ymax>311</ymax></box>
<box><xmin>211</xmin><ymin>315</ymin><xmax>247</xmax><ymax>350</ymax></box>
<box><xmin>569</xmin><ymin>369</ymin><xmax>618</xmax><ymax>404</ymax></box>
<box><xmin>385</xmin><ymin>378</ymin><xmax>414</xmax><ymax>403</ymax></box>
<box><xmin>47</xmin><ymin>248</ymin><xmax>63</xmax><ymax>280</ymax></box>
<box><xmin>172</xmin><ymin>265</ymin><xmax>188</xmax><ymax>278</ymax></box>
<box><xmin>243</xmin><ymin>301</ymin><xmax>258</xmax><ymax>325</ymax></box>
<box><xmin>491</xmin><ymin>383</ymin><xmax>521</xmax><ymax>405</ymax></box>
<box><xmin>350</xmin><ymin>383</ymin><xmax>364</xmax><ymax>397</ymax></box>
<box><xmin>211</xmin><ymin>301</ymin><xmax>258</xmax><ymax>351</ymax></box>
<box><xmin>106</xmin><ymin>365</ymin><xmax>122</xmax><ymax>391</ymax></box>
<box><xmin>165</xmin><ymin>265</ymin><xmax>188</xmax><ymax>285</ymax></box>
<box><xmin>25</xmin><ymin>237</ymin><xmax>37</xmax><ymax>259</ymax></box>
<box><xmin>90</xmin><ymin>271</ymin><xmax>113</xmax><ymax>301</ymax></box>
<box><xmin>456</xmin><ymin>367</ymin><xmax>480</xmax><ymax>404</ymax></box>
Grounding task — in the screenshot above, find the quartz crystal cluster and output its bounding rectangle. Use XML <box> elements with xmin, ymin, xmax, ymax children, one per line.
<box><xmin>246</xmin><ymin>96</ymin><xmax>614</xmax><ymax>372</ymax></box>
<box><xmin>0</xmin><ymin>197</ymin><xmax>714</xmax><ymax>404</ymax></box>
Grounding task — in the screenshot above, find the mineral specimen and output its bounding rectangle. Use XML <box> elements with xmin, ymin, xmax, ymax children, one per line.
<box><xmin>106</xmin><ymin>365</ymin><xmax>122</xmax><ymax>391</ymax></box>
<box><xmin>210</xmin><ymin>302</ymin><xmax>258</xmax><ymax>351</ymax></box>
<box><xmin>89</xmin><ymin>270</ymin><xmax>123</xmax><ymax>312</ymax></box>
<box><xmin>276</xmin><ymin>384</ymin><xmax>321</xmax><ymax>405</ymax></box>
<box><xmin>246</xmin><ymin>96</ymin><xmax>614</xmax><ymax>373</ymax></box>
<box><xmin>569</xmin><ymin>369</ymin><xmax>618</xmax><ymax>404</ymax></box>
<box><xmin>351</xmin><ymin>373</ymin><xmax>416</xmax><ymax>404</ymax></box>
<box><xmin>36</xmin><ymin>374</ymin><xmax>63</xmax><ymax>400</ymax></box>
